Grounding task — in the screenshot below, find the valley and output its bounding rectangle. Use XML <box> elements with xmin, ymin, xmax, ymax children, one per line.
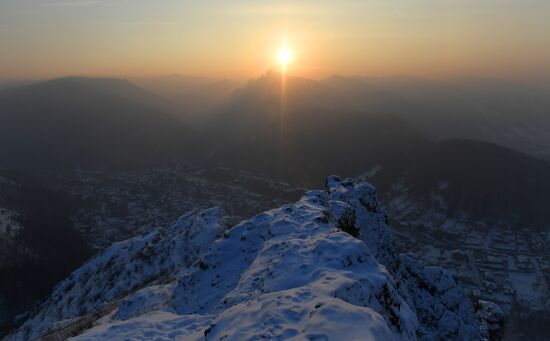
<box><xmin>49</xmin><ymin>165</ymin><xmax>299</xmax><ymax>249</ymax></box>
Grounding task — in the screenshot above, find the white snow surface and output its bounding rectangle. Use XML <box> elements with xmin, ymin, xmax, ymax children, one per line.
<box><xmin>6</xmin><ymin>176</ymin><xmax>482</xmax><ymax>341</ymax></box>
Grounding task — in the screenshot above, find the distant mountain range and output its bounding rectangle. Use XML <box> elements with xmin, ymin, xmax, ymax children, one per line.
<box><xmin>131</xmin><ymin>75</ymin><xmax>237</xmax><ymax>128</ymax></box>
<box><xmin>207</xmin><ymin>72</ymin><xmax>550</xmax><ymax>225</ymax></box>
<box><xmin>321</xmin><ymin>75</ymin><xmax>550</xmax><ymax>161</ymax></box>
<box><xmin>0</xmin><ymin>73</ymin><xmax>549</xmax><ymax>225</ymax></box>
<box><xmin>0</xmin><ymin>77</ymin><xmax>202</xmax><ymax>173</ymax></box>
<box><xmin>3</xmin><ymin>74</ymin><xmax>548</xmax><ymax>160</ymax></box>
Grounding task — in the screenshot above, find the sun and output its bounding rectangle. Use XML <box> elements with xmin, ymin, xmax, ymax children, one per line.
<box><xmin>278</xmin><ymin>47</ymin><xmax>292</xmax><ymax>68</ymax></box>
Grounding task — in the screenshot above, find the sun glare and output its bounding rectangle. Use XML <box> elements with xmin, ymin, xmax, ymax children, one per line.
<box><xmin>278</xmin><ymin>47</ymin><xmax>292</xmax><ymax>68</ymax></box>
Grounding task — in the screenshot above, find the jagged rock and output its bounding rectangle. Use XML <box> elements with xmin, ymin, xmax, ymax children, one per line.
<box><xmin>6</xmin><ymin>177</ymin><xmax>488</xmax><ymax>341</ymax></box>
<box><xmin>478</xmin><ymin>300</ymin><xmax>506</xmax><ymax>341</ymax></box>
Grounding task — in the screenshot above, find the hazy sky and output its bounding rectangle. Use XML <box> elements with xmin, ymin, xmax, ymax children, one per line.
<box><xmin>1</xmin><ymin>0</ymin><xmax>549</xmax><ymax>80</ymax></box>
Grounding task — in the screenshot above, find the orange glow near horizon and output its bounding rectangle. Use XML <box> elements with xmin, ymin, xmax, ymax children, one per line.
<box><xmin>0</xmin><ymin>1</ymin><xmax>549</xmax><ymax>81</ymax></box>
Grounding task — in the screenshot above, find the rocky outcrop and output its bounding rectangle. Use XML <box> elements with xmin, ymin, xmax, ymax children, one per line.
<box><xmin>7</xmin><ymin>177</ymin><xmax>491</xmax><ymax>340</ymax></box>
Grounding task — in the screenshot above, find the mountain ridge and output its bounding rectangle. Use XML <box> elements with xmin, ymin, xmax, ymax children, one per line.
<box><xmin>204</xmin><ymin>72</ymin><xmax>550</xmax><ymax>225</ymax></box>
<box><xmin>0</xmin><ymin>77</ymin><xmax>202</xmax><ymax>173</ymax></box>
<box><xmin>5</xmin><ymin>176</ymin><xmax>502</xmax><ymax>340</ymax></box>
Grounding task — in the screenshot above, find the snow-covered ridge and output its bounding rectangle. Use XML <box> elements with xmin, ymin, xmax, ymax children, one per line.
<box><xmin>6</xmin><ymin>176</ymin><xmax>491</xmax><ymax>340</ymax></box>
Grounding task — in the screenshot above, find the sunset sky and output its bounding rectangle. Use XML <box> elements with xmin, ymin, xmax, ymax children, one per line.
<box><xmin>1</xmin><ymin>0</ymin><xmax>549</xmax><ymax>80</ymax></box>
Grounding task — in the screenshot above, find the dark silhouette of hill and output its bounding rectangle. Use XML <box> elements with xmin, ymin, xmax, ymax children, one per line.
<box><xmin>410</xmin><ymin>139</ymin><xmax>550</xmax><ymax>225</ymax></box>
<box><xmin>207</xmin><ymin>72</ymin><xmax>550</xmax><ymax>226</ymax></box>
<box><xmin>321</xmin><ymin>75</ymin><xmax>550</xmax><ymax>160</ymax></box>
<box><xmin>0</xmin><ymin>77</ymin><xmax>203</xmax><ymax>173</ymax></box>
<box><xmin>132</xmin><ymin>75</ymin><xmax>236</xmax><ymax>128</ymax></box>
<box><xmin>0</xmin><ymin>80</ymin><xmax>38</xmax><ymax>92</ymax></box>
<box><xmin>206</xmin><ymin>71</ymin><xmax>434</xmax><ymax>184</ymax></box>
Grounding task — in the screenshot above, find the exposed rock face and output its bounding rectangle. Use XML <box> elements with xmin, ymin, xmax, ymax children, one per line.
<box><xmin>325</xmin><ymin>176</ymin><xmax>482</xmax><ymax>340</ymax></box>
<box><xmin>6</xmin><ymin>177</ymin><xmax>490</xmax><ymax>341</ymax></box>
<box><xmin>478</xmin><ymin>300</ymin><xmax>506</xmax><ymax>341</ymax></box>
